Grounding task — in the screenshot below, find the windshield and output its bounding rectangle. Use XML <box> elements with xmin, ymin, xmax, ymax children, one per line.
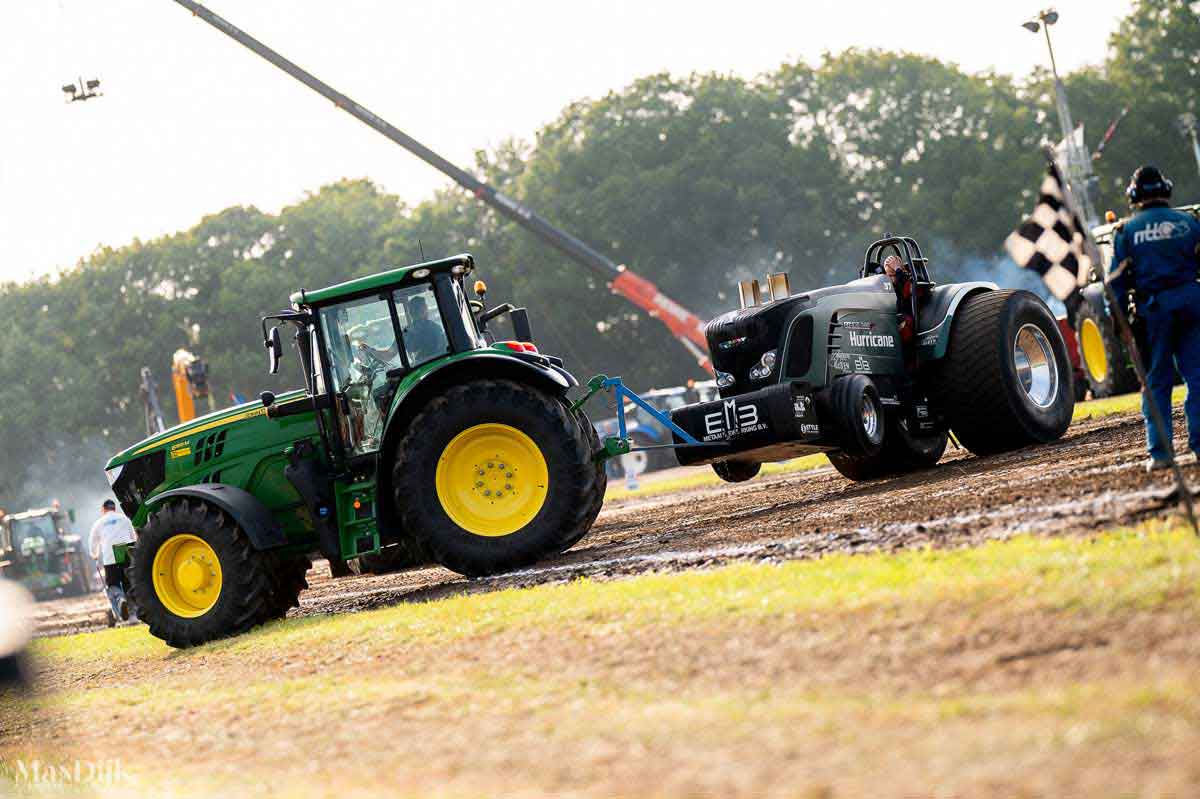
<box><xmin>10</xmin><ymin>516</ymin><xmax>59</xmax><ymax>554</ymax></box>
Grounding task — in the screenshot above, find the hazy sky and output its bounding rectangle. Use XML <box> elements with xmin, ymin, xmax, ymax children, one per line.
<box><xmin>1</xmin><ymin>0</ymin><xmax>1134</xmax><ymax>282</ymax></box>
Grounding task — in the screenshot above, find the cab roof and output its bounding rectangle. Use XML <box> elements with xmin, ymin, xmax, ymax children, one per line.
<box><xmin>7</xmin><ymin>508</ymin><xmax>58</xmax><ymax>521</ymax></box>
<box><xmin>290</xmin><ymin>253</ymin><xmax>474</xmax><ymax>308</ymax></box>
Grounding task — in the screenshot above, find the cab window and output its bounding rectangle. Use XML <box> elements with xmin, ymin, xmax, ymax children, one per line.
<box><xmin>393</xmin><ymin>285</ymin><xmax>450</xmax><ymax>367</ymax></box>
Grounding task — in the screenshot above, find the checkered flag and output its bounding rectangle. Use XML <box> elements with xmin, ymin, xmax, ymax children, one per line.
<box><xmin>1004</xmin><ymin>163</ymin><xmax>1093</xmax><ymax>301</ymax></box>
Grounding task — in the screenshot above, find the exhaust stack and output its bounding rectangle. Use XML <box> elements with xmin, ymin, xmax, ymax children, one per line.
<box><xmin>766</xmin><ymin>273</ymin><xmax>791</xmax><ymax>302</ymax></box>
<box><xmin>738</xmin><ymin>280</ymin><xmax>761</xmax><ymax>309</ymax></box>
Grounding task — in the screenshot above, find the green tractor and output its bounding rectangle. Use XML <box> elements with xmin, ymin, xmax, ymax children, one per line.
<box><xmin>105</xmin><ymin>254</ymin><xmax>605</xmax><ymax>648</ymax></box>
<box><xmin>0</xmin><ymin>507</ymin><xmax>91</xmax><ymax>600</ymax></box>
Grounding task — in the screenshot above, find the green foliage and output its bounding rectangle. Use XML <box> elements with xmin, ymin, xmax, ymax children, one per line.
<box><xmin>0</xmin><ymin>0</ymin><xmax>1193</xmax><ymax>506</ymax></box>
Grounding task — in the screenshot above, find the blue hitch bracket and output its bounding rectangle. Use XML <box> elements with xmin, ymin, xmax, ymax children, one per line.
<box><xmin>572</xmin><ymin>375</ymin><xmax>712</xmax><ymax>463</ymax></box>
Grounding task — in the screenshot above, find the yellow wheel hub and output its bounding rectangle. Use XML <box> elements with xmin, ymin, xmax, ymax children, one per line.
<box><xmin>435</xmin><ymin>423</ymin><xmax>549</xmax><ymax>537</ymax></box>
<box><xmin>1080</xmin><ymin>317</ymin><xmax>1109</xmax><ymax>384</ymax></box>
<box><xmin>152</xmin><ymin>534</ymin><xmax>223</xmax><ymax>618</ymax></box>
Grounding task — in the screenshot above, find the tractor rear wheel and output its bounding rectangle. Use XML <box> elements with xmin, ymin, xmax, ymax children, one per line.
<box><xmin>129</xmin><ymin>500</ymin><xmax>274</xmax><ymax>648</ymax></box>
<box><xmin>392</xmin><ymin>379</ymin><xmax>604</xmax><ymax>576</ymax></box>
<box><xmin>931</xmin><ymin>290</ymin><xmax>1074</xmax><ymax>456</ymax></box>
<box><xmin>1075</xmin><ymin>301</ymin><xmax>1138</xmax><ymax>398</ymax></box>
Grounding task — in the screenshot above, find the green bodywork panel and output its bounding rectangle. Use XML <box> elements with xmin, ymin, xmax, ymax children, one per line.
<box><xmin>778</xmin><ymin>276</ymin><xmax>996</xmax><ymax>386</ymax></box>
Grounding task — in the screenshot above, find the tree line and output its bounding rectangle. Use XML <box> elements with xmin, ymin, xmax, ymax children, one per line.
<box><xmin>0</xmin><ymin>0</ymin><xmax>1195</xmax><ymax>508</ymax></box>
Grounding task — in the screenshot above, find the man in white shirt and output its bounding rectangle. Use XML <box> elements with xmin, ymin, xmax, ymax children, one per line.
<box><xmin>90</xmin><ymin>499</ymin><xmax>137</xmax><ymax>623</ymax></box>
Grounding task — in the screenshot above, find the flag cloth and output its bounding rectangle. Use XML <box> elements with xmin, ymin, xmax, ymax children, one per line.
<box><xmin>1004</xmin><ymin>163</ymin><xmax>1093</xmax><ymax>301</ymax></box>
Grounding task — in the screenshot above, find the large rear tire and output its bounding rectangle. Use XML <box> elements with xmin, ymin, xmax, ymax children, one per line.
<box><xmin>129</xmin><ymin>500</ymin><xmax>274</xmax><ymax>648</ymax></box>
<box><xmin>392</xmin><ymin>380</ymin><xmax>604</xmax><ymax>576</ymax></box>
<box><xmin>265</xmin><ymin>554</ymin><xmax>311</xmax><ymax>620</ymax></box>
<box><xmin>1075</xmin><ymin>301</ymin><xmax>1138</xmax><ymax>398</ymax></box>
<box><xmin>932</xmin><ymin>290</ymin><xmax>1074</xmax><ymax>455</ymax></box>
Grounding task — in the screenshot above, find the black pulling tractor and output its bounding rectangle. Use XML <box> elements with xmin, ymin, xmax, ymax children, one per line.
<box><xmin>669</xmin><ymin>237</ymin><xmax>1076</xmax><ymax>481</ymax></box>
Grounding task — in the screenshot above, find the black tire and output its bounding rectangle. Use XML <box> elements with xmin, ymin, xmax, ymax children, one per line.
<box><xmin>266</xmin><ymin>554</ymin><xmax>311</xmax><ymax>620</ymax></box>
<box><xmin>1075</xmin><ymin>300</ymin><xmax>1138</xmax><ymax>398</ymax></box>
<box><xmin>392</xmin><ymin>379</ymin><xmax>605</xmax><ymax>576</ymax></box>
<box><xmin>828</xmin><ymin>417</ymin><xmax>947</xmax><ymax>481</ymax></box>
<box><xmin>129</xmin><ymin>499</ymin><xmax>274</xmax><ymax>648</ymax></box>
<box><xmin>829</xmin><ymin>374</ymin><xmax>886</xmax><ymax>457</ymax></box>
<box><xmin>559</xmin><ymin>405</ymin><xmax>607</xmax><ymax>551</ymax></box>
<box><xmin>932</xmin><ymin>290</ymin><xmax>1074</xmax><ymax>456</ymax></box>
<box><xmin>66</xmin><ymin>555</ymin><xmax>89</xmax><ymax>597</ymax></box>
<box><xmin>712</xmin><ymin>460</ymin><xmax>762</xmax><ymax>483</ymax></box>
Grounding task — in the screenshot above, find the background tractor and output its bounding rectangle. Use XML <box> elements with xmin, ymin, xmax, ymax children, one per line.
<box><xmin>106</xmin><ymin>254</ymin><xmax>605</xmax><ymax>648</ymax></box>
<box><xmin>669</xmin><ymin>237</ymin><xmax>1076</xmax><ymax>482</ymax></box>
<box><xmin>0</xmin><ymin>506</ymin><xmax>91</xmax><ymax>600</ymax></box>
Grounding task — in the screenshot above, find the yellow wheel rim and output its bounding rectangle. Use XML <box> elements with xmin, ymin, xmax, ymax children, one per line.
<box><xmin>1080</xmin><ymin>317</ymin><xmax>1109</xmax><ymax>384</ymax></box>
<box><xmin>151</xmin><ymin>534</ymin><xmax>223</xmax><ymax>618</ymax></box>
<box><xmin>435</xmin><ymin>423</ymin><xmax>549</xmax><ymax>537</ymax></box>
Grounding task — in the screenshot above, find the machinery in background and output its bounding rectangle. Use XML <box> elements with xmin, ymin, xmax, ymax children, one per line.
<box><xmin>594</xmin><ymin>381</ymin><xmax>718</xmax><ymax>475</ymax></box>
<box><xmin>0</xmin><ymin>505</ymin><xmax>92</xmax><ymax>601</ymax></box>
<box><xmin>140</xmin><ymin>350</ymin><xmax>216</xmax><ymax>436</ymax></box>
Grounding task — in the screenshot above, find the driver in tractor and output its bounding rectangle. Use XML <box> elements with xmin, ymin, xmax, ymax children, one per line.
<box><xmin>1109</xmin><ymin>165</ymin><xmax>1200</xmax><ymax>471</ymax></box>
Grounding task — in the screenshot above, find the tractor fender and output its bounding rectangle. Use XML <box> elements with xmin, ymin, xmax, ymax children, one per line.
<box><xmin>915</xmin><ymin>282</ymin><xmax>997</xmax><ymax>361</ymax></box>
<box><xmin>374</xmin><ymin>351</ymin><xmax>578</xmax><ymax>546</ymax></box>
<box><xmin>144</xmin><ymin>484</ymin><xmax>287</xmax><ymax>551</ymax></box>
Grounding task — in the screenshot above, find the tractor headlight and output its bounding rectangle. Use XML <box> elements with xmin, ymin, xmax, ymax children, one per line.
<box><xmin>750</xmin><ymin>350</ymin><xmax>778</xmax><ymax>381</ymax></box>
<box><xmin>104</xmin><ymin>464</ymin><xmax>124</xmax><ymax>487</ymax></box>
<box><xmin>716</xmin><ymin>370</ymin><xmax>736</xmax><ymax>389</ymax></box>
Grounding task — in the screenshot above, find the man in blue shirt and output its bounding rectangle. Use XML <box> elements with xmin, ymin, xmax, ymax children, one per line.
<box><xmin>1110</xmin><ymin>166</ymin><xmax>1200</xmax><ymax>471</ymax></box>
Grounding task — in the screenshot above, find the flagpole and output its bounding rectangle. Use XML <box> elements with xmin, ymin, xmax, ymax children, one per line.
<box><xmin>1041</xmin><ymin>148</ymin><xmax>1198</xmax><ymax>535</ymax></box>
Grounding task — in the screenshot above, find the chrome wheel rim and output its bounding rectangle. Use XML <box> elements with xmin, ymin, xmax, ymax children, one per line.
<box><xmin>862</xmin><ymin>394</ymin><xmax>881</xmax><ymax>443</ymax></box>
<box><xmin>1013</xmin><ymin>324</ymin><xmax>1059</xmax><ymax>409</ymax></box>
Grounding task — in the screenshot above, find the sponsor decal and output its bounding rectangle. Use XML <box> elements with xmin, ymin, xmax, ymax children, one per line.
<box><xmin>792</xmin><ymin>395</ymin><xmax>810</xmax><ymax>417</ymax></box>
<box><xmin>829</xmin><ymin>353</ymin><xmax>852</xmax><ymax>372</ymax></box>
<box><xmin>915</xmin><ymin>405</ymin><xmax>930</xmax><ymax>419</ymax></box>
<box><xmin>918</xmin><ymin>332</ymin><xmax>938</xmax><ymax>347</ymax></box>
<box><xmin>848</xmin><ymin>331</ymin><xmax>895</xmax><ymax>349</ymax></box>
<box><xmin>881</xmin><ymin>397</ymin><xmax>900</xmax><ymax>407</ymax></box>
<box><xmin>169</xmin><ymin>442</ymin><xmax>192</xmax><ymax>460</ymax></box>
<box><xmin>853</xmin><ymin>355</ymin><xmax>871</xmax><ymax>373</ymax></box>
<box><xmin>703</xmin><ymin>398</ymin><xmax>767</xmax><ymax>441</ymax></box>
<box><xmin>800</xmin><ymin>423</ymin><xmax>821</xmax><ymax>436</ymax></box>
<box><xmin>1132</xmin><ymin>220</ymin><xmax>1189</xmax><ymax>246</ymax></box>
<box><xmin>839</xmin><ymin>319</ymin><xmax>874</xmax><ymax>331</ymax></box>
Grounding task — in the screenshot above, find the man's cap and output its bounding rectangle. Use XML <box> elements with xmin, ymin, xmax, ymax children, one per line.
<box><xmin>102</xmin><ymin>499</ymin><xmax>117</xmax><ymax>510</ymax></box>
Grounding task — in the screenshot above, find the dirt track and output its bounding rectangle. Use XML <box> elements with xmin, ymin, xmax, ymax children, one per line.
<box><xmin>33</xmin><ymin>405</ymin><xmax>1196</xmax><ymax>638</ymax></box>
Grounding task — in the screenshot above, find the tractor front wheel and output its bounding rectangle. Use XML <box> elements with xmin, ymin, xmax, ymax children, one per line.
<box><xmin>129</xmin><ymin>500</ymin><xmax>274</xmax><ymax>648</ymax></box>
<box><xmin>392</xmin><ymin>379</ymin><xmax>604</xmax><ymax>577</ymax></box>
<box><xmin>1075</xmin><ymin>301</ymin><xmax>1137</xmax><ymax>398</ymax></box>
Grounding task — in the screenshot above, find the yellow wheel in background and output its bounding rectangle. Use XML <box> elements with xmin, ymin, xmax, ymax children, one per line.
<box><xmin>1080</xmin><ymin>317</ymin><xmax>1109</xmax><ymax>384</ymax></box>
<box><xmin>151</xmin><ymin>534</ymin><xmax>223</xmax><ymax>618</ymax></box>
<box><xmin>435</xmin><ymin>423</ymin><xmax>549</xmax><ymax>537</ymax></box>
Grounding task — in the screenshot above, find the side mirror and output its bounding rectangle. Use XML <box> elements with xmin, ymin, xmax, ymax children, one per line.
<box><xmin>266</xmin><ymin>326</ymin><xmax>283</xmax><ymax>375</ymax></box>
<box><xmin>510</xmin><ymin>308</ymin><xmax>534</xmax><ymax>343</ymax></box>
<box><xmin>260</xmin><ymin>390</ymin><xmax>276</xmax><ymax>409</ymax></box>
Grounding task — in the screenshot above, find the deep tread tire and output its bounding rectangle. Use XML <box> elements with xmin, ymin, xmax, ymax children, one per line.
<box><xmin>1075</xmin><ymin>301</ymin><xmax>1138</xmax><ymax>398</ymax></box>
<box><xmin>129</xmin><ymin>500</ymin><xmax>275</xmax><ymax>648</ymax></box>
<box><xmin>392</xmin><ymin>380</ymin><xmax>604</xmax><ymax>576</ymax></box>
<box><xmin>932</xmin><ymin>290</ymin><xmax>1074</xmax><ymax>455</ymax></box>
<box><xmin>266</xmin><ymin>554</ymin><xmax>311</xmax><ymax>619</ymax></box>
<box><xmin>712</xmin><ymin>460</ymin><xmax>761</xmax><ymax>483</ymax></box>
<box><xmin>828</xmin><ymin>418</ymin><xmax>947</xmax><ymax>481</ymax></box>
<box><xmin>559</xmin><ymin>405</ymin><xmax>607</xmax><ymax>551</ymax></box>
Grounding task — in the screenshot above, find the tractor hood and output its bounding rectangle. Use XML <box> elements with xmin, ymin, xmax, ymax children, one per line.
<box><xmin>105</xmin><ymin>390</ymin><xmax>305</xmax><ymax>470</ymax></box>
